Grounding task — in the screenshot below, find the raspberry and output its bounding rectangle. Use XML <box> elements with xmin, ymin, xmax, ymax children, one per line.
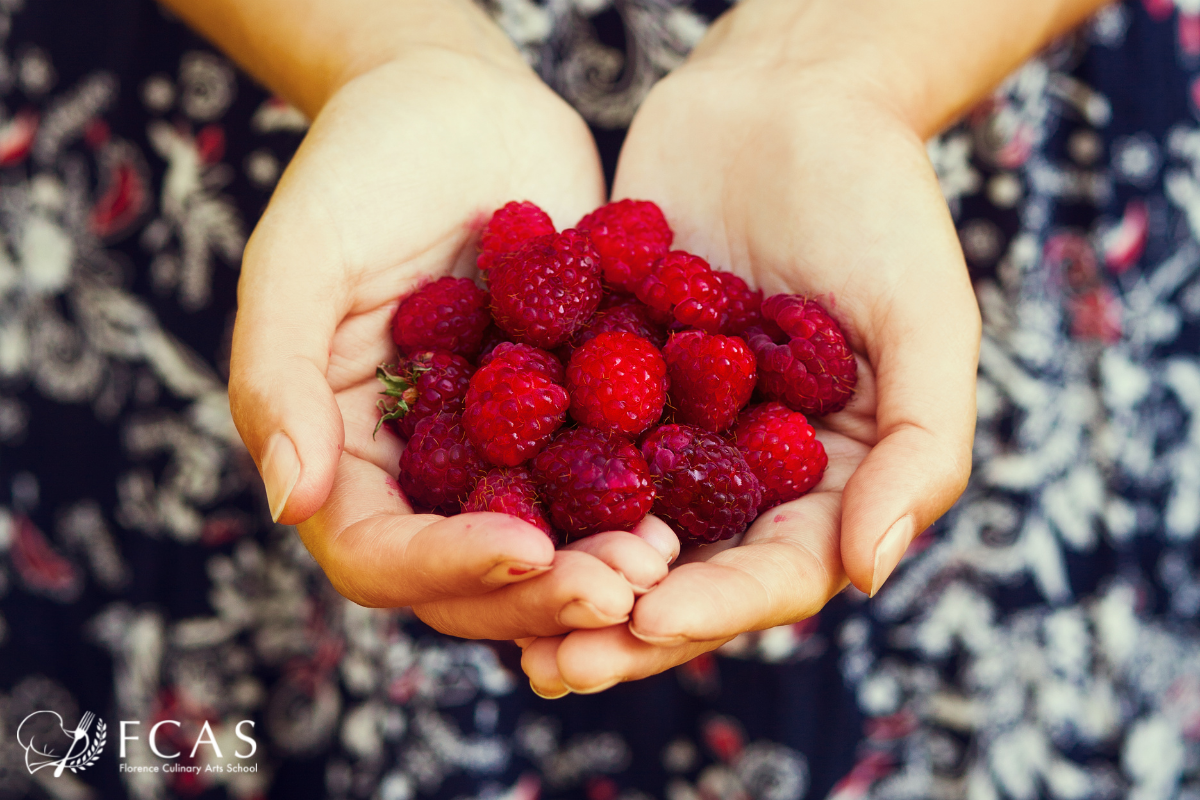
<box><xmin>531</xmin><ymin>427</ymin><xmax>655</xmax><ymax>539</ymax></box>
<box><xmin>663</xmin><ymin>330</ymin><xmax>756</xmax><ymax>433</ymax></box>
<box><xmin>641</xmin><ymin>424</ymin><xmax>762</xmax><ymax>544</ymax></box>
<box><xmin>489</xmin><ymin>230</ymin><xmax>603</xmax><ymax>349</ymax></box>
<box><xmin>576</xmin><ymin>199</ymin><xmax>673</xmax><ymax>293</ymax></box>
<box><xmin>477</xmin><ymin>323</ymin><xmax>511</xmax><ymax>364</ymax></box>
<box><xmin>375</xmin><ymin>350</ymin><xmax>474</xmax><ymax>439</ymax></box>
<box><xmin>398</xmin><ymin>413</ymin><xmax>487</xmax><ymax>513</ymax></box>
<box><xmin>746</xmin><ymin>295</ymin><xmax>857</xmax><ymax>416</ymax></box>
<box><xmin>716</xmin><ymin>272</ymin><xmax>763</xmax><ymax>336</ymax></box>
<box><xmin>567</xmin><ymin>332</ymin><xmax>668</xmax><ymax>436</ymax></box>
<box><xmin>578</xmin><ymin>295</ymin><xmax>666</xmax><ymax>349</ymax></box>
<box><xmin>462</xmin><ymin>467</ymin><xmax>555</xmax><ymax>539</ymax></box>
<box><xmin>636</xmin><ymin>251</ymin><xmax>728</xmax><ymax>334</ymax></box>
<box><xmin>463</xmin><ymin>343</ymin><xmax>569</xmax><ymax>466</ymax></box>
<box><xmin>733</xmin><ymin>403</ymin><xmax>828</xmax><ymax>511</ymax></box>
<box><xmin>392</xmin><ymin>277</ymin><xmax>491</xmax><ymax>359</ymax></box>
<box><xmin>479</xmin><ymin>341</ymin><xmax>564</xmax><ymax>383</ymax></box>
<box><xmin>478</xmin><ymin>201</ymin><xmax>556</xmax><ymax>273</ymax></box>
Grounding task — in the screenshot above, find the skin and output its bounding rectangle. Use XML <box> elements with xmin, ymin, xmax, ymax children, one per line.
<box><xmin>162</xmin><ymin>0</ymin><xmax>1111</xmax><ymax>694</ymax></box>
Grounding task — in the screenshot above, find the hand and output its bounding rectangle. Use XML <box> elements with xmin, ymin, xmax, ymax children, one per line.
<box><xmin>520</xmin><ymin>5</ymin><xmax>981</xmax><ymax>694</ymax></box>
<box><xmin>228</xmin><ymin>14</ymin><xmax>673</xmax><ymax>640</ymax></box>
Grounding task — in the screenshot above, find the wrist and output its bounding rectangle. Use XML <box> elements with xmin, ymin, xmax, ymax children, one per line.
<box><xmin>686</xmin><ymin>0</ymin><xmax>1108</xmax><ymax>139</ymax></box>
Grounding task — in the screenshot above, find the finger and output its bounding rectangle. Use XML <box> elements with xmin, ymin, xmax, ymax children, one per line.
<box><xmin>527</xmin><ymin>626</ymin><xmax>729</xmax><ymax>694</ymax></box>
<box><xmin>562</xmin><ymin>531</ymin><xmax>670</xmax><ymax>594</ymax></box>
<box><xmin>628</xmin><ymin>489</ymin><xmax>847</xmax><ymax>644</ymax></box>
<box><xmin>299</xmin><ymin>451</ymin><xmax>556</xmax><ymax>607</ymax></box>
<box><xmin>521</xmin><ymin>636</ymin><xmax>570</xmax><ymax>699</ymax></box>
<box><xmin>229</xmin><ymin>194</ymin><xmax>351</xmax><ymax>525</ymax></box>
<box><xmin>839</xmin><ymin>162</ymin><xmax>981</xmax><ymax>597</ymax></box>
<box><xmin>628</xmin><ymin>514</ymin><xmax>680</xmax><ymax>565</ymax></box>
<box><xmin>412</xmin><ymin>549</ymin><xmax>635</xmax><ymax>640</ymax></box>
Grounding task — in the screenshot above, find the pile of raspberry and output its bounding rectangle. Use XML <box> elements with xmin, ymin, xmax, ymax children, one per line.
<box><xmin>378</xmin><ymin>200</ymin><xmax>857</xmax><ymax>546</ymax></box>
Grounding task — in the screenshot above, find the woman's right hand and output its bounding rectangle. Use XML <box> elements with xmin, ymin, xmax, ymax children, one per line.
<box><xmin>227</xmin><ymin>8</ymin><xmax>674</xmax><ymax>641</ymax></box>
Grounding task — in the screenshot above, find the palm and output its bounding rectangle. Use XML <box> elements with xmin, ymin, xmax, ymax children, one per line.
<box><xmin>520</xmin><ymin>64</ymin><xmax>979</xmax><ymax>692</ymax></box>
<box><xmin>234</xmin><ymin>54</ymin><xmax>678</xmax><ymax>641</ymax></box>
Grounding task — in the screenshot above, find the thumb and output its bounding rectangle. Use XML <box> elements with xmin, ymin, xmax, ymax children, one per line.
<box><xmin>229</xmin><ymin>205</ymin><xmax>348</xmax><ymax>525</ymax></box>
<box><xmin>839</xmin><ymin>209</ymin><xmax>981</xmax><ymax>597</ymax></box>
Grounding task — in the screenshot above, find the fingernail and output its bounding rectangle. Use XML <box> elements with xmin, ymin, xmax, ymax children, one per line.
<box><xmin>628</xmin><ymin>626</ymin><xmax>687</xmax><ymax>647</ymax></box>
<box><xmin>262</xmin><ymin>432</ymin><xmax>300</xmax><ymax>523</ymax></box>
<box><xmin>481</xmin><ymin>562</ymin><xmax>552</xmax><ymax>587</ymax></box>
<box><xmin>870</xmin><ymin>516</ymin><xmax>914</xmax><ymax>598</ymax></box>
<box><xmin>530</xmin><ymin>682</ymin><xmax>570</xmax><ymax>700</ymax></box>
<box><xmin>556</xmin><ymin>600</ymin><xmax>629</xmax><ymax>629</ymax></box>
<box><xmin>561</xmin><ymin>678</ymin><xmax>619</xmax><ymax>696</ymax></box>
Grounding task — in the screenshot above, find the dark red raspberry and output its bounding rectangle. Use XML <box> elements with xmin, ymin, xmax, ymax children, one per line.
<box><xmin>641</xmin><ymin>424</ymin><xmax>762</xmax><ymax>544</ymax></box>
<box><xmin>577</xmin><ymin>295</ymin><xmax>666</xmax><ymax>349</ymax></box>
<box><xmin>477</xmin><ymin>201</ymin><xmax>556</xmax><ymax>273</ymax></box>
<box><xmin>567</xmin><ymin>332</ymin><xmax>668</xmax><ymax>436</ymax></box>
<box><xmin>716</xmin><ymin>272</ymin><xmax>763</xmax><ymax>336</ymax></box>
<box><xmin>489</xmin><ymin>230</ymin><xmax>603</xmax><ymax>349</ymax></box>
<box><xmin>746</xmin><ymin>295</ymin><xmax>857</xmax><ymax>416</ymax></box>
<box><xmin>462</xmin><ymin>467</ymin><xmax>555</xmax><ymax>539</ymax></box>
<box><xmin>636</xmin><ymin>251</ymin><xmax>728</xmax><ymax>334</ymax></box>
<box><xmin>531</xmin><ymin>427</ymin><xmax>655</xmax><ymax>539</ymax></box>
<box><xmin>463</xmin><ymin>343</ymin><xmax>569</xmax><ymax>466</ymax></box>
<box><xmin>375</xmin><ymin>350</ymin><xmax>474</xmax><ymax>439</ymax></box>
<box><xmin>392</xmin><ymin>277</ymin><xmax>490</xmax><ymax>359</ymax></box>
<box><xmin>398</xmin><ymin>413</ymin><xmax>487</xmax><ymax>513</ymax></box>
<box><xmin>477</xmin><ymin>324</ymin><xmax>511</xmax><ymax>364</ymax></box>
<box><xmin>733</xmin><ymin>403</ymin><xmax>828</xmax><ymax>511</ymax></box>
<box><xmin>663</xmin><ymin>330</ymin><xmax>756</xmax><ymax>433</ymax></box>
<box><xmin>576</xmin><ymin>199</ymin><xmax>673</xmax><ymax>293</ymax></box>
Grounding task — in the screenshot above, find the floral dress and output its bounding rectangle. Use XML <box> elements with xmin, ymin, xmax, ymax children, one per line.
<box><xmin>0</xmin><ymin>2</ymin><xmax>1197</xmax><ymax>799</ymax></box>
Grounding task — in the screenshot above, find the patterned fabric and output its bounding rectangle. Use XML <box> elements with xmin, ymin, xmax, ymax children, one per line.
<box><xmin>0</xmin><ymin>1</ymin><xmax>1196</xmax><ymax>799</ymax></box>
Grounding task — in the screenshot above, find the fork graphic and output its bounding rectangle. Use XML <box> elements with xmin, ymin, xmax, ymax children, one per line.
<box><xmin>53</xmin><ymin>711</ymin><xmax>94</xmax><ymax>778</ymax></box>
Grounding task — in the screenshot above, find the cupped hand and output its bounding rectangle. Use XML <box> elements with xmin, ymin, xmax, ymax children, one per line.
<box><xmin>229</xmin><ymin>22</ymin><xmax>673</xmax><ymax>640</ymax></box>
<box><xmin>522</xmin><ymin>16</ymin><xmax>981</xmax><ymax>694</ymax></box>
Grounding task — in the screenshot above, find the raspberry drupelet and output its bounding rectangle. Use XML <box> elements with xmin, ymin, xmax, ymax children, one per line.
<box><xmin>636</xmin><ymin>251</ymin><xmax>728</xmax><ymax>334</ymax></box>
<box><xmin>398</xmin><ymin>413</ymin><xmax>487</xmax><ymax>514</ymax></box>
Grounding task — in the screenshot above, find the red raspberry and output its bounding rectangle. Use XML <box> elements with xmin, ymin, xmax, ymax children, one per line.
<box><xmin>746</xmin><ymin>295</ymin><xmax>857</xmax><ymax>416</ymax></box>
<box><xmin>489</xmin><ymin>230</ymin><xmax>603</xmax><ymax>349</ymax></box>
<box><xmin>663</xmin><ymin>330</ymin><xmax>756</xmax><ymax>433</ymax></box>
<box><xmin>641</xmin><ymin>424</ymin><xmax>762</xmax><ymax>544</ymax></box>
<box><xmin>581</xmin><ymin>295</ymin><xmax>666</xmax><ymax>348</ymax></box>
<box><xmin>463</xmin><ymin>343</ymin><xmax>569</xmax><ymax>466</ymax></box>
<box><xmin>636</xmin><ymin>251</ymin><xmax>728</xmax><ymax>334</ymax></box>
<box><xmin>477</xmin><ymin>201</ymin><xmax>556</xmax><ymax>273</ymax></box>
<box><xmin>576</xmin><ymin>199</ymin><xmax>673</xmax><ymax>293</ymax></box>
<box><xmin>531</xmin><ymin>427</ymin><xmax>655</xmax><ymax>539</ymax></box>
<box><xmin>716</xmin><ymin>272</ymin><xmax>763</xmax><ymax>336</ymax></box>
<box><xmin>375</xmin><ymin>350</ymin><xmax>474</xmax><ymax>439</ymax></box>
<box><xmin>392</xmin><ymin>277</ymin><xmax>490</xmax><ymax>359</ymax></box>
<box><xmin>462</xmin><ymin>467</ymin><xmax>555</xmax><ymax>540</ymax></box>
<box><xmin>733</xmin><ymin>402</ymin><xmax>828</xmax><ymax>511</ymax></box>
<box><xmin>566</xmin><ymin>332</ymin><xmax>668</xmax><ymax>436</ymax></box>
<box><xmin>398</xmin><ymin>413</ymin><xmax>487</xmax><ymax>513</ymax></box>
<box><xmin>479</xmin><ymin>341</ymin><xmax>564</xmax><ymax>382</ymax></box>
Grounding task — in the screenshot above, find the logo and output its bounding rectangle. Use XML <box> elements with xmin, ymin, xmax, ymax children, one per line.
<box><xmin>16</xmin><ymin>711</ymin><xmax>107</xmax><ymax>776</ymax></box>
